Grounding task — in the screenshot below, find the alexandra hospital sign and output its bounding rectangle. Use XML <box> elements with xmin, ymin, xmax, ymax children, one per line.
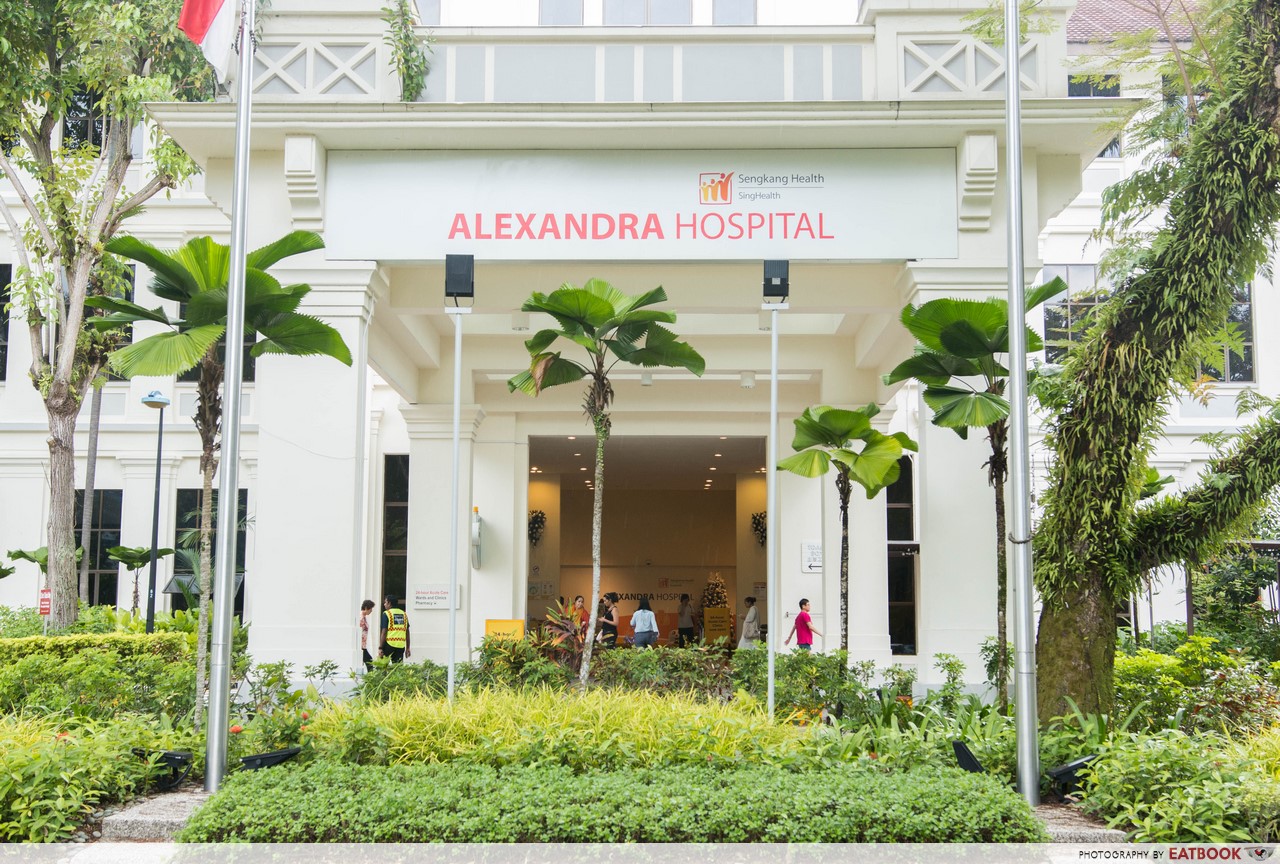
<box><xmin>327</xmin><ymin>149</ymin><xmax>958</xmax><ymax>261</ymax></box>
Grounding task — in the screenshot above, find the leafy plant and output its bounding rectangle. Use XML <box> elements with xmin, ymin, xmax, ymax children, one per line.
<box><xmin>508</xmin><ymin>279</ymin><xmax>703</xmax><ymax>685</ymax></box>
<box><xmin>180</xmin><ymin>760</ymin><xmax>1048</xmax><ymax>842</ymax></box>
<box><xmin>382</xmin><ymin>0</ymin><xmax>432</xmax><ymax>101</ymax></box>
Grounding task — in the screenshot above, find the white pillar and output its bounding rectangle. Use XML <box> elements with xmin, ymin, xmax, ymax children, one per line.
<box><xmin>117</xmin><ymin>454</ymin><xmax>181</xmax><ymax>613</ymax></box>
<box><xmin>400</xmin><ymin>403</ymin><xmax>484</xmax><ymax>663</ymax></box>
<box><xmin>247</xmin><ymin>267</ymin><xmax>375</xmax><ymax>669</ymax></box>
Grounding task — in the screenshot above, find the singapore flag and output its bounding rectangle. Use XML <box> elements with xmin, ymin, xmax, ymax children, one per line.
<box><xmin>179</xmin><ymin>0</ymin><xmax>237</xmax><ymax>82</ymax></box>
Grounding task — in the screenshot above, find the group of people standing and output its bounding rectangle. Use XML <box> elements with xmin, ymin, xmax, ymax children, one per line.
<box><xmin>566</xmin><ymin>591</ymin><xmax>776</xmax><ymax>650</ymax></box>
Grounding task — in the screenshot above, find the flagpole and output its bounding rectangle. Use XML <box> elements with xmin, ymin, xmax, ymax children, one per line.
<box><xmin>206</xmin><ymin>0</ymin><xmax>256</xmax><ymax>793</ymax></box>
<box><xmin>1004</xmin><ymin>0</ymin><xmax>1040</xmax><ymax>806</ymax></box>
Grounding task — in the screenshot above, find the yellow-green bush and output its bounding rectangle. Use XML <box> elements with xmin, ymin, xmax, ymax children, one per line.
<box><xmin>0</xmin><ymin>632</ymin><xmax>188</xmax><ymax>664</ymax></box>
<box><xmin>307</xmin><ymin>687</ymin><xmax>810</xmax><ymax>770</ymax></box>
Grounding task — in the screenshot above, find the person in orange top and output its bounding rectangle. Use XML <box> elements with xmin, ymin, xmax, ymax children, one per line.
<box><xmin>571</xmin><ymin>595</ymin><xmax>589</xmax><ymax>635</ymax></box>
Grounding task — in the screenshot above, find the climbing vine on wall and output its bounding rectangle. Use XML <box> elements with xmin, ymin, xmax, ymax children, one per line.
<box><xmin>382</xmin><ymin>0</ymin><xmax>432</xmax><ymax>102</ymax></box>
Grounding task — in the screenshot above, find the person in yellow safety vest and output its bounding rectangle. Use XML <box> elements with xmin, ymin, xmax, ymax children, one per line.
<box><xmin>379</xmin><ymin>594</ymin><xmax>411</xmax><ymax>662</ymax></box>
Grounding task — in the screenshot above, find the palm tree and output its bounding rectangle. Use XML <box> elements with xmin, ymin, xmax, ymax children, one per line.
<box><xmin>777</xmin><ymin>404</ymin><xmax>917</xmax><ymax>652</ymax></box>
<box><xmin>881</xmin><ymin>277</ymin><xmax>1063</xmax><ymax>712</ymax></box>
<box><xmin>86</xmin><ymin>230</ymin><xmax>351</xmax><ymax>729</ymax></box>
<box><xmin>508</xmin><ymin>279</ymin><xmax>704</xmax><ymax>686</ymax></box>
<box><xmin>106</xmin><ymin>545</ymin><xmax>175</xmax><ymax>615</ymax></box>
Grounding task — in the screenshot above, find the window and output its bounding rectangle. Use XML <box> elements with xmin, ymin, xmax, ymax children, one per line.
<box><xmin>604</xmin><ymin>0</ymin><xmax>691</xmax><ymax>25</ymax></box>
<box><xmin>418</xmin><ymin>0</ymin><xmax>441</xmax><ymax>25</ymax></box>
<box><xmin>62</xmin><ymin>89</ymin><xmax>105</xmax><ymax>150</ymax></box>
<box><xmin>0</xmin><ymin>264</ymin><xmax>10</xmax><ymax>381</ymax></box>
<box><xmin>172</xmin><ymin>488</ymin><xmax>248</xmax><ymax>617</ymax></box>
<box><xmin>74</xmin><ymin>489</ymin><xmax>123</xmax><ymax>607</ymax></box>
<box><xmin>1042</xmin><ymin>264</ymin><xmax>1110</xmax><ymax>362</ymax></box>
<box><xmin>885</xmin><ymin>456</ymin><xmax>917</xmax><ymax>656</ymax></box>
<box><xmin>383</xmin><ymin>455</ymin><xmax>410</xmax><ymax>605</ymax></box>
<box><xmin>540</xmin><ymin>0</ymin><xmax>583</xmax><ymax>24</ymax></box>
<box><xmin>1201</xmin><ymin>282</ymin><xmax>1255</xmax><ymax>383</ymax></box>
<box><xmin>713</xmin><ymin>0</ymin><xmax>755</xmax><ymax>24</ymax></box>
<box><xmin>1068</xmin><ymin>75</ymin><xmax>1121</xmax><ymax>157</ymax></box>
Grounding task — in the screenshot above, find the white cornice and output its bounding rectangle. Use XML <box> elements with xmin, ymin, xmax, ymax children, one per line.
<box><xmin>147</xmin><ymin>99</ymin><xmax>1134</xmax><ymax>166</ymax></box>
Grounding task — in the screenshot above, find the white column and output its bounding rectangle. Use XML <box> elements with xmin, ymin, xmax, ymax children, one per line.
<box><xmin>471</xmin><ymin>412</ymin><xmax>524</xmax><ymax>631</ymax></box>
<box><xmin>915</xmin><ymin>389</ymin><xmax>997</xmax><ymax>688</ymax></box>
<box><xmin>401</xmin><ymin>403</ymin><xmax>484</xmax><ymax>663</ymax></box>
<box><xmin>0</xmin><ymin>457</ymin><xmax>51</xmax><ymax>607</ymax></box>
<box><xmin>845</xmin><ymin>481</ymin><xmax>894</xmax><ymax>661</ymax></box>
<box><xmin>247</xmin><ymin>265</ymin><xmax>375</xmax><ymax>669</ymax></box>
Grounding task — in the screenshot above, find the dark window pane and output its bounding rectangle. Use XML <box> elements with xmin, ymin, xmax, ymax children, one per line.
<box><xmin>886</xmin><ymin>456</ymin><xmax>913</xmax><ymax>503</ymax></box>
<box><xmin>1229</xmin><ymin>346</ymin><xmax>1254</xmax><ymax>383</ymax></box>
<box><xmin>887</xmin><ymin>554</ymin><xmax>915</xmax><ymax>601</ymax></box>
<box><xmin>889</xmin><ymin>605</ymin><xmax>916</xmax><ymax>655</ymax></box>
<box><xmin>1098</xmin><ymin>137</ymin><xmax>1122</xmax><ymax>159</ymax></box>
<box><xmin>74</xmin><ymin>489</ymin><xmax>123</xmax><ymax>607</ymax></box>
<box><xmin>887</xmin><ymin>508</ymin><xmax>913</xmax><ymax>542</ymax></box>
<box><xmin>385</xmin><ymin>454</ymin><xmax>410</xmax><ymax>502</ymax></box>
<box><xmin>382</xmin><ymin>555</ymin><xmax>407</xmax><ymax>607</ymax></box>
<box><xmin>384</xmin><ymin>506</ymin><xmax>408</xmax><ymax>552</ymax></box>
<box><xmin>1229</xmin><ymin>302</ymin><xmax>1252</xmax><ymax>329</ymax></box>
<box><xmin>62</xmin><ymin>89</ymin><xmax>104</xmax><ymax>149</ymax></box>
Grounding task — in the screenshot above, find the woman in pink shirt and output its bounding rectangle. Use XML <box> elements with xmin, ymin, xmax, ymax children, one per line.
<box><xmin>784</xmin><ymin>598</ymin><xmax>822</xmax><ymax>652</ymax></box>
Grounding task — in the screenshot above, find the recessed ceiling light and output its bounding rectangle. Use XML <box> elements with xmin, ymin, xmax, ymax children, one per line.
<box><xmin>714</xmin><ymin>453</ymin><xmax>722</xmax><ymax>457</ymax></box>
<box><xmin>573</xmin><ymin>453</ymin><xmax>581</xmax><ymax>457</ymax></box>
<box><xmin>719</xmin><ymin>436</ymin><xmax>728</xmax><ymax>440</ymax></box>
<box><xmin>710</xmin><ymin>467</ymin><xmax>717</xmax><ymax>471</ymax></box>
<box><xmin>567</xmin><ymin>436</ymin><xmax>576</xmax><ymax>440</ymax></box>
<box><xmin>579</xmin><ymin>467</ymin><xmax>587</xmax><ymax>471</ymax></box>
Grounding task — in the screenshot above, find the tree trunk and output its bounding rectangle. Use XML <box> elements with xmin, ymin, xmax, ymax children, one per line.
<box><xmin>993</xmin><ymin>473</ymin><xmax>1009</xmax><ymax>715</ymax></box>
<box><xmin>45</xmin><ymin>398</ymin><xmax>80</xmax><ymax>630</ymax></box>
<box><xmin>836</xmin><ymin>467</ymin><xmax>851</xmax><ymax>653</ymax></box>
<box><xmin>577</xmin><ymin>415</ymin><xmax>608</xmax><ymax>687</ymax></box>
<box><xmin>1184</xmin><ymin>561</ymin><xmax>1195</xmax><ymax>636</ymax></box>
<box><xmin>194</xmin><ymin>459</ymin><xmax>214</xmax><ymax>733</ymax></box>
<box><xmin>1035</xmin><ymin>575</ymin><xmax>1115</xmax><ymax>720</ymax></box>
<box><xmin>78</xmin><ymin>384</ymin><xmax>103</xmax><ymax>604</ymax></box>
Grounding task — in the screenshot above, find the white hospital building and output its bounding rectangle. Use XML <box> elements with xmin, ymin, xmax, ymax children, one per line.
<box><xmin>0</xmin><ymin>0</ymin><xmax>1271</xmax><ymax>689</ymax></box>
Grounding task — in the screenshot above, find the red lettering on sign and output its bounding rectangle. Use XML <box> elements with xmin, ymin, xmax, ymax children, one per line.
<box><xmin>642</xmin><ymin>214</ymin><xmax>664</xmax><ymax>239</ymax></box>
<box><xmin>448</xmin><ymin>213</ymin><xmax>471</xmax><ymax>240</ymax></box>
<box><xmin>591</xmin><ymin>213</ymin><xmax>615</xmax><ymax>239</ymax></box>
<box><xmin>538</xmin><ymin>214</ymin><xmax>561</xmax><ymax>240</ymax></box>
<box><xmin>494</xmin><ymin>213</ymin><xmax>512</xmax><ymax>240</ymax></box>
<box><xmin>515</xmin><ymin>213</ymin><xmax>536</xmax><ymax>239</ymax></box>
<box><xmin>618</xmin><ymin>213</ymin><xmax>639</xmax><ymax>239</ymax></box>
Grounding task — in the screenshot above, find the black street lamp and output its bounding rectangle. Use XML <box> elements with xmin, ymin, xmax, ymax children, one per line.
<box><xmin>142</xmin><ymin>390</ymin><xmax>170</xmax><ymax>633</ymax></box>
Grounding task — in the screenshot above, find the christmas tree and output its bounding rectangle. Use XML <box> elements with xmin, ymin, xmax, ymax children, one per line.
<box><xmin>700</xmin><ymin>571</ymin><xmax>734</xmax><ymax>642</ymax></box>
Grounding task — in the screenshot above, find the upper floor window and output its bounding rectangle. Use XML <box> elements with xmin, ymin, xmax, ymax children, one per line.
<box><xmin>1069</xmin><ymin>75</ymin><xmax>1121</xmax><ymax>158</ymax></box>
<box><xmin>1042</xmin><ymin>264</ymin><xmax>1110</xmax><ymax>363</ymax></box>
<box><xmin>540</xmin><ymin>0</ymin><xmax>583</xmax><ymax>24</ymax></box>
<box><xmin>62</xmin><ymin>89</ymin><xmax>105</xmax><ymax>150</ymax></box>
<box><xmin>0</xmin><ymin>264</ymin><xmax>10</xmax><ymax>382</ymax></box>
<box><xmin>604</xmin><ymin>0</ymin><xmax>691</xmax><ymax>25</ymax></box>
<box><xmin>417</xmin><ymin>0</ymin><xmax>440</xmax><ymax>25</ymax></box>
<box><xmin>1200</xmin><ymin>282</ymin><xmax>1255</xmax><ymax>383</ymax></box>
<box><xmin>713</xmin><ymin>0</ymin><xmax>755</xmax><ymax>24</ymax></box>
<box><xmin>885</xmin><ymin>455</ymin><xmax>917</xmax><ymax>656</ymax></box>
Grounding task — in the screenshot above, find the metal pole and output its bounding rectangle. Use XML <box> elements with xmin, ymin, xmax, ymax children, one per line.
<box><xmin>764</xmin><ymin>302</ymin><xmax>786</xmax><ymax>716</ymax></box>
<box><xmin>207</xmin><ymin>0</ymin><xmax>256</xmax><ymax>792</ymax></box>
<box><xmin>145</xmin><ymin>404</ymin><xmax>165</xmax><ymax>633</ymax></box>
<box><xmin>446</xmin><ymin>306</ymin><xmax>469</xmax><ymax>700</ymax></box>
<box><xmin>1004</xmin><ymin>0</ymin><xmax>1039</xmax><ymax>806</ymax></box>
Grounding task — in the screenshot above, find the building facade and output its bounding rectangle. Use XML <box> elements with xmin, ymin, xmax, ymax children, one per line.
<box><xmin>1</xmin><ymin>0</ymin><xmax>1265</xmax><ymax>689</ymax></box>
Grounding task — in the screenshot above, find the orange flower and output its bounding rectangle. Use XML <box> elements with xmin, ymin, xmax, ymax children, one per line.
<box><xmin>230</xmin><ymin>725</ymin><xmax>243</xmax><ymax>734</ymax></box>
<box><xmin>300</xmin><ymin>711</ymin><xmax>309</xmax><ymax>720</ymax></box>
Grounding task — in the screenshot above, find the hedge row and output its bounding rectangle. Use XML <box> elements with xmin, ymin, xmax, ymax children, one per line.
<box><xmin>179</xmin><ymin>761</ymin><xmax>1048</xmax><ymax>843</ymax></box>
<box><xmin>0</xmin><ymin>632</ymin><xmax>188</xmax><ymax>664</ymax></box>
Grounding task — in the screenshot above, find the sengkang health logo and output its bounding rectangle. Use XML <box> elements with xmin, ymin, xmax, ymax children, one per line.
<box><xmin>699</xmin><ymin>172</ymin><xmax>733</xmax><ymax>204</ymax></box>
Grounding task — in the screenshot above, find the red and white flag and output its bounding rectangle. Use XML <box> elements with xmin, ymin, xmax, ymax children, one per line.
<box><xmin>179</xmin><ymin>0</ymin><xmax>237</xmax><ymax>82</ymax></box>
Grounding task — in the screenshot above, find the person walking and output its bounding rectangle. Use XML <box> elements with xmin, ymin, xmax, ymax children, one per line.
<box><xmin>598</xmin><ymin>592</ymin><xmax>620</xmax><ymax>647</ymax></box>
<box><xmin>630</xmin><ymin>596</ymin><xmax>660</xmax><ymax>648</ymax></box>
<box><xmin>738</xmin><ymin>596</ymin><xmax>761</xmax><ymax>649</ymax></box>
<box><xmin>677</xmin><ymin>593</ymin><xmax>696</xmax><ymax>647</ymax></box>
<box><xmin>571</xmin><ymin>594</ymin><xmax>589</xmax><ymax>636</ymax></box>
<box><xmin>358</xmin><ymin>599</ymin><xmax>376</xmax><ymax>671</ymax></box>
<box><xmin>379</xmin><ymin>594</ymin><xmax>411</xmax><ymax>662</ymax></box>
<box><xmin>784</xmin><ymin>597</ymin><xmax>821</xmax><ymax>652</ymax></box>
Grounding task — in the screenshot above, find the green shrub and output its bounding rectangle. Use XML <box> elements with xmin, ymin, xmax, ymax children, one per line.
<box><xmin>1082</xmin><ymin>728</ymin><xmax>1266</xmax><ymax>842</ymax></box>
<box><xmin>0</xmin><ymin>632</ymin><xmax>188</xmax><ymax>664</ymax></box>
<box><xmin>0</xmin><ymin>606</ymin><xmax>43</xmax><ymax>638</ymax></box>
<box><xmin>472</xmin><ymin>636</ymin><xmax>571</xmax><ymax>689</ymax></box>
<box><xmin>0</xmin><ymin>713</ymin><xmax>193</xmax><ymax>842</ymax></box>
<box><xmin>0</xmin><ymin>650</ymin><xmax>195</xmax><ymax>720</ymax></box>
<box><xmin>732</xmin><ymin>648</ymin><xmax>878</xmax><ymax>720</ymax></box>
<box><xmin>179</xmin><ymin>761</ymin><xmax>1047</xmax><ymax>842</ymax></box>
<box><xmin>354</xmin><ymin>659</ymin><xmax>449</xmax><ymax>702</ymax></box>
<box><xmin>590</xmin><ymin>644</ymin><xmax>731</xmax><ymax>696</ymax></box>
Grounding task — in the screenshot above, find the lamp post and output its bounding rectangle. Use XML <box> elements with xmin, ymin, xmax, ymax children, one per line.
<box><xmin>445</xmin><ymin>253</ymin><xmax>474</xmax><ymax>701</ymax></box>
<box><xmin>142</xmin><ymin>390</ymin><xmax>170</xmax><ymax>634</ymax></box>
<box><xmin>762</xmin><ymin>260</ymin><xmax>789</xmax><ymax>716</ymax></box>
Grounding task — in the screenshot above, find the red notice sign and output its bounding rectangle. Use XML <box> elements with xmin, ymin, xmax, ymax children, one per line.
<box><xmin>38</xmin><ymin>588</ymin><xmax>50</xmax><ymax>616</ymax></box>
